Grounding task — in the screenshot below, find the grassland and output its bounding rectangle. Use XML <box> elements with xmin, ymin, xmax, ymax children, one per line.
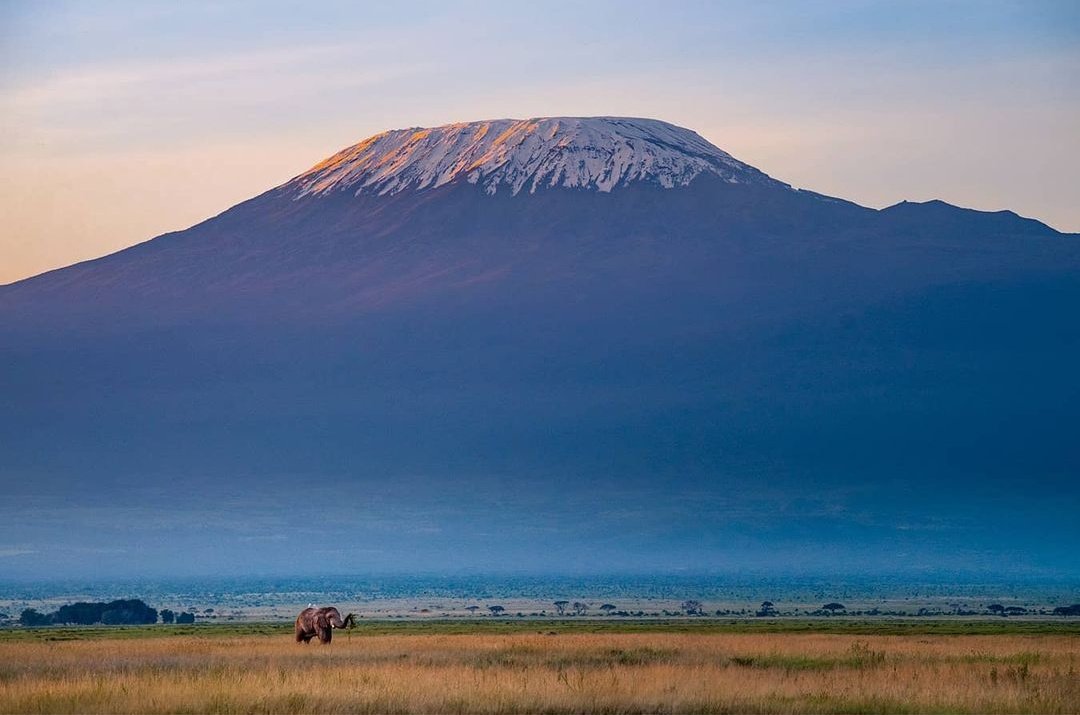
<box><xmin>1</xmin><ymin>621</ymin><xmax>1077</xmax><ymax>713</ymax></box>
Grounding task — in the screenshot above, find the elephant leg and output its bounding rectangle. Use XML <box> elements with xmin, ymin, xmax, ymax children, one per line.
<box><xmin>318</xmin><ymin>626</ymin><xmax>332</xmax><ymax>644</ymax></box>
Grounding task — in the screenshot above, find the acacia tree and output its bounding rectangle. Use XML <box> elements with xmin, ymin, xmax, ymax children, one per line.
<box><xmin>599</xmin><ymin>604</ymin><xmax>616</xmax><ymax>615</ymax></box>
<box><xmin>822</xmin><ymin>603</ymin><xmax>846</xmax><ymax>614</ymax></box>
<box><xmin>465</xmin><ymin>605</ymin><xmax>480</xmax><ymax>614</ymax></box>
<box><xmin>682</xmin><ymin>600</ymin><xmax>704</xmax><ymax>616</ymax></box>
<box><xmin>572</xmin><ymin>602</ymin><xmax>588</xmax><ymax>616</ymax></box>
<box><xmin>757</xmin><ymin>601</ymin><xmax>777</xmax><ymax>617</ymax></box>
<box><xmin>553</xmin><ymin>601</ymin><xmax>570</xmax><ymax>616</ymax></box>
<box><xmin>488</xmin><ymin>605</ymin><xmax>506</xmax><ymax>616</ymax></box>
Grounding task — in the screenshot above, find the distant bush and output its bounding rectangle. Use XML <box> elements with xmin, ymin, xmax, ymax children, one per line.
<box><xmin>53</xmin><ymin>602</ymin><xmax>100</xmax><ymax>624</ymax></box>
<box><xmin>102</xmin><ymin>605</ymin><xmax>157</xmax><ymax>625</ymax></box>
<box><xmin>176</xmin><ymin>612</ymin><xmax>196</xmax><ymax>624</ymax></box>
<box><xmin>19</xmin><ymin>608</ymin><xmax>52</xmax><ymax>627</ymax></box>
<box><xmin>1052</xmin><ymin>604</ymin><xmax>1080</xmax><ymax>617</ymax></box>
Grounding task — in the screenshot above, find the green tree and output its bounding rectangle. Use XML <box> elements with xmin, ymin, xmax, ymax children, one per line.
<box><xmin>19</xmin><ymin>608</ymin><xmax>52</xmax><ymax>627</ymax></box>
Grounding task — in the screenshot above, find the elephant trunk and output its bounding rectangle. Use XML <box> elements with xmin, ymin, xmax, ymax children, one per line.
<box><xmin>327</xmin><ymin>610</ymin><xmax>356</xmax><ymax>629</ymax></box>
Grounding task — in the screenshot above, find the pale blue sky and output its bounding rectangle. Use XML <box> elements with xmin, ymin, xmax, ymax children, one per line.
<box><xmin>2</xmin><ymin>1</ymin><xmax>1078</xmax><ymax>283</ymax></box>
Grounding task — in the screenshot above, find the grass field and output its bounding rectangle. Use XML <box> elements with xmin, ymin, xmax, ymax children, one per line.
<box><xmin>1</xmin><ymin>621</ymin><xmax>1077</xmax><ymax>713</ymax></box>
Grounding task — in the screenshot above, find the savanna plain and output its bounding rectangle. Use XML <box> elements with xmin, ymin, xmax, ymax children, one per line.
<box><xmin>1</xmin><ymin>621</ymin><xmax>1078</xmax><ymax>714</ymax></box>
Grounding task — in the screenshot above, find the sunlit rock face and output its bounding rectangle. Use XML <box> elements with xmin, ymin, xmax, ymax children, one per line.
<box><xmin>1</xmin><ymin>117</ymin><xmax>1079</xmax><ymax>580</ymax></box>
<box><xmin>290</xmin><ymin>117</ymin><xmax>784</xmax><ymax>197</ymax></box>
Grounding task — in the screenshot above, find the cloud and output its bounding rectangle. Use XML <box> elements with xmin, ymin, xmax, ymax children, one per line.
<box><xmin>6</xmin><ymin>43</ymin><xmax>380</xmax><ymax>109</ymax></box>
<box><xmin>0</xmin><ymin>42</ymin><xmax>432</xmax><ymax>160</ymax></box>
<box><xmin>0</xmin><ymin>547</ymin><xmax>38</xmax><ymax>557</ymax></box>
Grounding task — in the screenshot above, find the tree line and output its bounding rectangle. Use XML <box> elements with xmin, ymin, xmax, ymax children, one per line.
<box><xmin>18</xmin><ymin>599</ymin><xmax>198</xmax><ymax>626</ymax></box>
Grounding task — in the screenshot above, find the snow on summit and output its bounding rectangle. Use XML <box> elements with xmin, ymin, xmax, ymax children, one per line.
<box><xmin>291</xmin><ymin>117</ymin><xmax>781</xmax><ymax>198</ymax></box>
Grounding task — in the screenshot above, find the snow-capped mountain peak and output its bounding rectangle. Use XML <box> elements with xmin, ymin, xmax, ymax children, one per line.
<box><xmin>289</xmin><ymin>117</ymin><xmax>782</xmax><ymax>198</ymax></box>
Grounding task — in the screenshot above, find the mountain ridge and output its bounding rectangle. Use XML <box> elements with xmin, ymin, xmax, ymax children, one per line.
<box><xmin>1</xmin><ymin>116</ymin><xmax>1071</xmax><ymax>293</ymax></box>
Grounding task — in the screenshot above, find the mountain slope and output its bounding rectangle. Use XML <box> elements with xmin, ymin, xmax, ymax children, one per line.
<box><xmin>1</xmin><ymin>117</ymin><xmax>1077</xmax><ymax>580</ymax></box>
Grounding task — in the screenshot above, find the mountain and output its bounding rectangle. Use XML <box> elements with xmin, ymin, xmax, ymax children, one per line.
<box><xmin>2</xmin><ymin>117</ymin><xmax>1078</xmax><ymax>580</ymax></box>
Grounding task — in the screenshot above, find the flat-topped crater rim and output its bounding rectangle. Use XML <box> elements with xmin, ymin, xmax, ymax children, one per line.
<box><xmin>288</xmin><ymin>116</ymin><xmax>783</xmax><ymax>198</ymax></box>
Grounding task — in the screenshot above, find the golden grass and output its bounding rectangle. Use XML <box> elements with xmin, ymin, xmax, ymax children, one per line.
<box><xmin>1</xmin><ymin>632</ymin><xmax>1077</xmax><ymax>713</ymax></box>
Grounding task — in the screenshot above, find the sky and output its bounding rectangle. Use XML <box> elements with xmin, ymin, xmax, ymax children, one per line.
<box><xmin>1</xmin><ymin>0</ymin><xmax>1078</xmax><ymax>285</ymax></box>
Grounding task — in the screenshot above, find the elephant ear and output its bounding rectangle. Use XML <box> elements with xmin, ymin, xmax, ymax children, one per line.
<box><xmin>316</xmin><ymin>612</ymin><xmax>329</xmax><ymax>629</ymax></box>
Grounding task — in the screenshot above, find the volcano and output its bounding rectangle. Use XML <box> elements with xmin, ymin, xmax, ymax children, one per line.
<box><xmin>2</xmin><ymin>117</ymin><xmax>1078</xmax><ymax>579</ymax></box>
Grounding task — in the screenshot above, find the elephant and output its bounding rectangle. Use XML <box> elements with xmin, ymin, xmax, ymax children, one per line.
<box><xmin>294</xmin><ymin>606</ymin><xmax>356</xmax><ymax>644</ymax></box>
